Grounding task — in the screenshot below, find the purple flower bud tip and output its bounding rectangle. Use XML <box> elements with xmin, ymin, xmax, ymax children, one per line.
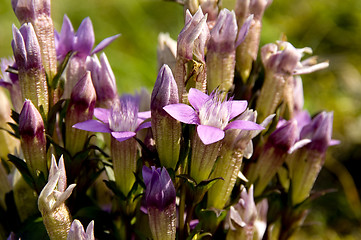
<box><xmin>151</xmin><ymin>64</ymin><xmax>179</xmax><ymax>111</ymax></box>
<box><xmin>142</xmin><ymin>166</ymin><xmax>176</xmax><ymax>210</ymax></box>
<box><xmin>70</xmin><ymin>71</ymin><xmax>96</xmax><ymax>110</ymax></box>
<box><xmin>19</xmin><ymin>100</ymin><xmax>44</xmax><ymax>137</ymax></box>
<box><xmin>268</xmin><ymin>120</ymin><xmax>298</xmax><ymax>152</ymax></box>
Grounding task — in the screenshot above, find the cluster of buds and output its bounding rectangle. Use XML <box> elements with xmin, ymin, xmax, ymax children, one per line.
<box><xmin>0</xmin><ymin>0</ymin><xmax>339</xmax><ymax>239</ymax></box>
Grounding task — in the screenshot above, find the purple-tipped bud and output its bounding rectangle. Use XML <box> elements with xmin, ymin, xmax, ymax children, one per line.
<box><xmin>12</xmin><ymin>23</ymin><xmax>49</xmax><ymax>113</ymax></box>
<box><xmin>287</xmin><ymin>111</ymin><xmax>338</xmax><ymax>205</ymax></box>
<box><xmin>175</xmin><ymin>8</ymin><xmax>210</xmax><ymax>102</ymax></box>
<box><xmin>235</xmin><ymin>0</ymin><xmax>272</xmax><ymax>81</ymax></box>
<box><xmin>67</xmin><ymin>220</ymin><xmax>95</xmax><ymax>240</ymax></box>
<box><xmin>86</xmin><ymin>53</ymin><xmax>118</xmax><ymax>108</ymax></box>
<box><xmin>38</xmin><ymin>155</ymin><xmax>76</xmax><ymax>240</ymax></box>
<box><xmin>151</xmin><ymin>65</ymin><xmax>181</xmax><ymax>169</ymax></box>
<box><xmin>246</xmin><ymin>120</ymin><xmax>298</xmax><ymax>196</ymax></box>
<box><xmin>206</xmin><ymin>9</ymin><xmax>246</xmax><ymax>95</ymax></box>
<box><xmin>65</xmin><ymin>71</ymin><xmax>96</xmax><ymax>156</ymax></box>
<box><xmin>74</xmin><ymin>17</ymin><xmax>95</xmax><ymax>58</ymax></box>
<box><xmin>12</xmin><ymin>0</ymin><xmax>57</xmax><ymax>83</ymax></box>
<box><xmin>142</xmin><ymin>166</ymin><xmax>176</xmax><ymax>240</ymax></box>
<box><xmin>19</xmin><ymin>100</ymin><xmax>48</xmax><ymax>180</ymax></box>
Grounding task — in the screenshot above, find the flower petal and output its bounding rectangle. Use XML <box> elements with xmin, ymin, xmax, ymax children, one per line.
<box><xmin>111</xmin><ymin>131</ymin><xmax>136</xmax><ymax>142</ymax></box>
<box><xmin>188</xmin><ymin>88</ymin><xmax>209</xmax><ymax>111</ymax></box>
<box><xmin>138</xmin><ymin>110</ymin><xmax>151</xmax><ymax>120</ymax></box>
<box><xmin>228</xmin><ymin>101</ymin><xmax>248</xmax><ymax>120</ymax></box>
<box><xmin>197</xmin><ymin>125</ymin><xmax>225</xmax><ymax>145</ymax></box>
<box><xmin>163</xmin><ymin>104</ymin><xmax>200</xmax><ymax>124</ymax></box>
<box><xmin>94</xmin><ymin>108</ymin><xmax>110</xmax><ymax>124</ymax></box>
<box><xmin>91</xmin><ymin>34</ymin><xmax>121</xmax><ymax>55</ymax></box>
<box><xmin>73</xmin><ymin>120</ymin><xmax>111</xmax><ymax>133</ymax></box>
<box><xmin>136</xmin><ymin>121</ymin><xmax>151</xmax><ymax>132</ymax></box>
<box><xmin>224</xmin><ymin>120</ymin><xmax>264</xmax><ymax>131</ymax></box>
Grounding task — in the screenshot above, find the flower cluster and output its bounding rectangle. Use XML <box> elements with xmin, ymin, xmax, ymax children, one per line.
<box><xmin>0</xmin><ymin>0</ymin><xmax>338</xmax><ymax>239</ymax></box>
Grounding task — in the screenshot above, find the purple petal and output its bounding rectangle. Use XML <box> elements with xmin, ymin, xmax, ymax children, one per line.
<box><xmin>136</xmin><ymin>121</ymin><xmax>151</xmax><ymax>132</ymax></box>
<box><xmin>73</xmin><ymin>120</ymin><xmax>111</xmax><ymax>133</ymax></box>
<box><xmin>163</xmin><ymin>104</ymin><xmax>200</xmax><ymax>124</ymax></box>
<box><xmin>228</xmin><ymin>101</ymin><xmax>248</xmax><ymax>120</ymax></box>
<box><xmin>138</xmin><ymin>110</ymin><xmax>151</xmax><ymax>120</ymax></box>
<box><xmin>197</xmin><ymin>125</ymin><xmax>225</xmax><ymax>145</ymax></box>
<box><xmin>94</xmin><ymin>108</ymin><xmax>110</xmax><ymax>124</ymax></box>
<box><xmin>59</xmin><ymin>15</ymin><xmax>74</xmax><ymax>55</ymax></box>
<box><xmin>235</xmin><ymin>14</ymin><xmax>253</xmax><ymax>47</ymax></box>
<box><xmin>224</xmin><ymin>120</ymin><xmax>264</xmax><ymax>131</ymax></box>
<box><xmin>142</xmin><ymin>166</ymin><xmax>154</xmax><ymax>186</ymax></box>
<box><xmin>74</xmin><ymin>17</ymin><xmax>94</xmax><ymax>56</ymax></box>
<box><xmin>188</xmin><ymin>88</ymin><xmax>209</xmax><ymax>111</ymax></box>
<box><xmin>111</xmin><ymin>131</ymin><xmax>136</xmax><ymax>142</ymax></box>
<box><xmin>91</xmin><ymin>34</ymin><xmax>121</xmax><ymax>55</ymax></box>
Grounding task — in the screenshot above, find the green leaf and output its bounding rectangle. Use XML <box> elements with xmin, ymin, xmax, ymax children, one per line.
<box><xmin>8</xmin><ymin>154</ymin><xmax>34</xmax><ymax>189</ymax></box>
<box><xmin>103</xmin><ymin>180</ymin><xmax>127</xmax><ymax>201</ymax></box>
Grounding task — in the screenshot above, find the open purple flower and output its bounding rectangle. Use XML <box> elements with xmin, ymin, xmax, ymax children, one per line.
<box><xmin>73</xmin><ymin>95</ymin><xmax>151</xmax><ymax>142</ymax></box>
<box><xmin>163</xmin><ymin>88</ymin><xmax>263</xmax><ymax>145</ymax></box>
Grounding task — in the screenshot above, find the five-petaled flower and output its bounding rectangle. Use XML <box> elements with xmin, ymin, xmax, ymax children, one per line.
<box><xmin>73</xmin><ymin>95</ymin><xmax>151</xmax><ymax>142</ymax></box>
<box><xmin>163</xmin><ymin>88</ymin><xmax>264</xmax><ymax>145</ymax></box>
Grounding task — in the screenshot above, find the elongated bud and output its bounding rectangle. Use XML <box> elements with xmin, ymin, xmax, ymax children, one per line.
<box><xmin>86</xmin><ymin>53</ymin><xmax>118</xmax><ymax>108</ymax></box>
<box><xmin>151</xmin><ymin>65</ymin><xmax>181</xmax><ymax>169</ymax></box>
<box><xmin>38</xmin><ymin>155</ymin><xmax>76</xmax><ymax>240</ymax></box>
<box><xmin>287</xmin><ymin>112</ymin><xmax>338</xmax><ymax>205</ymax></box>
<box><xmin>19</xmin><ymin>100</ymin><xmax>48</xmax><ymax>181</ymax></box>
<box><xmin>65</xmin><ymin>71</ymin><xmax>96</xmax><ymax>156</ymax></box>
<box><xmin>235</xmin><ymin>0</ymin><xmax>272</xmax><ymax>81</ymax></box>
<box><xmin>246</xmin><ymin>120</ymin><xmax>298</xmax><ymax>196</ymax></box>
<box><xmin>12</xmin><ymin>0</ymin><xmax>58</xmax><ymax>83</ymax></box>
<box><xmin>143</xmin><ymin>166</ymin><xmax>176</xmax><ymax>240</ymax></box>
<box><xmin>175</xmin><ymin>8</ymin><xmax>210</xmax><ymax>102</ymax></box>
<box><xmin>207</xmin><ymin>110</ymin><xmax>273</xmax><ymax>209</ymax></box>
<box><xmin>12</xmin><ymin>23</ymin><xmax>49</xmax><ymax>113</ymax></box>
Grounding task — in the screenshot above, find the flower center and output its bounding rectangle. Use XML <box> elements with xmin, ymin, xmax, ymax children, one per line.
<box><xmin>198</xmin><ymin>93</ymin><xmax>231</xmax><ymax>129</ymax></box>
<box><xmin>109</xmin><ymin>96</ymin><xmax>138</xmax><ymax>132</ymax></box>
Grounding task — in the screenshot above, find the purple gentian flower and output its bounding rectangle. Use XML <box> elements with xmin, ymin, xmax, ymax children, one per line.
<box><xmin>0</xmin><ymin>58</ymin><xmax>22</xmax><ymax>112</ymax></box>
<box><xmin>55</xmin><ymin>15</ymin><xmax>120</xmax><ymax>62</ymax></box>
<box><xmin>142</xmin><ymin>166</ymin><xmax>176</xmax><ymax>240</ymax></box>
<box><xmin>73</xmin><ymin>95</ymin><xmax>151</xmax><ymax>142</ymax></box>
<box><xmin>163</xmin><ymin>88</ymin><xmax>264</xmax><ymax>145</ymax></box>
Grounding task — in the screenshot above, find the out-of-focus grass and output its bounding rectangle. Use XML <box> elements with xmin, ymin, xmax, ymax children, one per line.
<box><xmin>1</xmin><ymin>0</ymin><xmax>361</xmax><ymax>238</ymax></box>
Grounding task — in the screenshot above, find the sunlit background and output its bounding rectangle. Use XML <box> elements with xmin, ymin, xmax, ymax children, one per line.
<box><xmin>1</xmin><ymin>0</ymin><xmax>361</xmax><ymax>238</ymax></box>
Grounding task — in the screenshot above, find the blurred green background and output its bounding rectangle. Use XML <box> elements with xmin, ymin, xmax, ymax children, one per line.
<box><xmin>1</xmin><ymin>0</ymin><xmax>361</xmax><ymax>238</ymax></box>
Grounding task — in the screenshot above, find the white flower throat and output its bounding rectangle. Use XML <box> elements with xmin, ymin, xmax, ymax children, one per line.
<box><xmin>198</xmin><ymin>94</ymin><xmax>231</xmax><ymax>130</ymax></box>
<box><xmin>109</xmin><ymin>99</ymin><xmax>138</xmax><ymax>132</ymax></box>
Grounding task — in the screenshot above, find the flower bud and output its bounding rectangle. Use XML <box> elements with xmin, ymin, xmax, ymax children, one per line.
<box><xmin>86</xmin><ymin>53</ymin><xmax>118</xmax><ymax>108</ymax></box>
<box><xmin>206</xmin><ymin>9</ymin><xmax>237</xmax><ymax>95</ymax></box>
<box><xmin>207</xmin><ymin>110</ymin><xmax>273</xmax><ymax>209</ymax></box>
<box><xmin>12</xmin><ymin>23</ymin><xmax>49</xmax><ymax>113</ymax></box>
<box><xmin>143</xmin><ymin>166</ymin><xmax>176</xmax><ymax>240</ymax></box>
<box><xmin>175</xmin><ymin>8</ymin><xmax>210</xmax><ymax>102</ymax></box>
<box><xmin>65</xmin><ymin>71</ymin><xmax>96</xmax><ymax>156</ymax></box>
<box><xmin>246</xmin><ymin>120</ymin><xmax>298</xmax><ymax>196</ymax></box>
<box><xmin>226</xmin><ymin>185</ymin><xmax>267</xmax><ymax>240</ymax></box>
<box><xmin>19</xmin><ymin>100</ymin><xmax>48</xmax><ymax>181</ymax></box>
<box><xmin>151</xmin><ymin>65</ymin><xmax>181</xmax><ymax>169</ymax></box>
<box><xmin>38</xmin><ymin>155</ymin><xmax>76</xmax><ymax>240</ymax></box>
<box><xmin>287</xmin><ymin>112</ymin><xmax>338</xmax><ymax>205</ymax></box>
<box><xmin>67</xmin><ymin>220</ymin><xmax>94</xmax><ymax>240</ymax></box>
<box><xmin>235</xmin><ymin>0</ymin><xmax>272</xmax><ymax>81</ymax></box>
<box><xmin>12</xmin><ymin>0</ymin><xmax>57</xmax><ymax>82</ymax></box>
